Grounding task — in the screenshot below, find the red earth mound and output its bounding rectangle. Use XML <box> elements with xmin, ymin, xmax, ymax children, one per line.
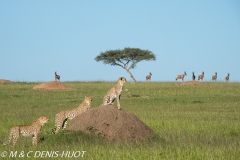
<box><xmin>179</xmin><ymin>80</ymin><xmax>204</xmax><ymax>86</ymax></box>
<box><xmin>33</xmin><ymin>81</ymin><xmax>71</xmax><ymax>90</ymax></box>
<box><xmin>67</xmin><ymin>105</ymin><xmax>155</xmax><ymax>143</ymax></box>
<box><xmin>0</xmin><ymin>79</ymin><xmax>11</xmax><ymax>84</ymax></box>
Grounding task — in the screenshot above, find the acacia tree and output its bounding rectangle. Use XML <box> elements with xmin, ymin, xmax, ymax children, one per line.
<box><xmin>95</xmin><ymin>47</ymin><xmax>156</xmax><ymax>82</ymax></box>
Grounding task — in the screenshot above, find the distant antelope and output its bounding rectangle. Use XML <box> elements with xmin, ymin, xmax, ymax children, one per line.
<box><xmin>192</xmin><ymin>72</ymin><xmax>196</xmax><ymax>81</ymax></box>
<box><xmin>175</xmin><ymin>71</ymin><xmax>187</xmax><ymax>81</ymax></box>
<box><xmin>225</xmin><ymin>73</ymin><xmax>230</xmax><ymax>82</ymax></box>
<box><xmin>55</xmin><ymin>72</ymin><xmax>60</xmax><ymax>81</ymax></box>
<box><xmin>212</xmin><ymin>72</ymin><xmax>217</xmax><ymax>82</ymax></box>
<box><xmin>198</xmin><ymin>72</ymin><xmax>204</xmax><ymax>81</ymax></box>
<box><xmin>146</xmin><ymin>72</ymin><xmax>152</xmax><ymax>81</ymax></box>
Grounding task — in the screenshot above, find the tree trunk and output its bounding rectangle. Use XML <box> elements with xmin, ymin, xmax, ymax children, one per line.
<box><xmin>124</xmin><ymin>68</ymin><xmax>137</xmax><ymax>82</ymax></box>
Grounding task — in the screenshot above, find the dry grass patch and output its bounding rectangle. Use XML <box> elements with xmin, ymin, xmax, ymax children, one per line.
<box><xmin>179</xmin><ymin>80</ymin><xmax>204</xmax><ymax>86</ymax></box>
<box><xmin>0</xmin><ymin>79</ymin><xmax>11</xmax><ymax>84</ymax></box>
<box><xmin>33</xmin><ymin>81</ymin><xmax>72</xmax><ymax>90</ymax></box>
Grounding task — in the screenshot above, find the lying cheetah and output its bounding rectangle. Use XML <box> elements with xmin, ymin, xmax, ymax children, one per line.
<box><xmin>3</xmin><ymin>116</ymin><xmax>49</xmax><ymax>146</ymax></box>
<box><xmin>52</xmin><ymin>96</ymin><xmax>92</xmax><ymax>134</ymax></box>
<box><xmin>103</xmin><ymin>77</ymin><xmax>127</xmax><ymax>110</ymax></box>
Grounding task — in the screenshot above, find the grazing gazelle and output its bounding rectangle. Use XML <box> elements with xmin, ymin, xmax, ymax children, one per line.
<box><xmin>175</xmin><ymin>71</ymin><xmax>187</xmax><ymax>82</ymax></box>
<box><xmin>212</xmin><ymin>72</ymin><xmax>217</xmax><ymax>82</ymax></box>
<box><xmin>146</xmin><ymin>72</ymin><xmax>152</xmax><ymax>81</ymax></box>
<box><xmin>225</xmin><ymin>73</ymin><xmax>230</xmax><ymax>82</ymax></box>
<box><xmin>192</xmin><ymin>72</ymin><xmax>196</xmax><ymax>81</ymax></box>
<box><xmin>55</xmin><ymin>72</ymin><xmax>60</xmax><ymax>81</ymax></box>
<box><xmin>198</xmin><ymin>72</ymin><xmax>204</xmax><ymax>81</ymax></box>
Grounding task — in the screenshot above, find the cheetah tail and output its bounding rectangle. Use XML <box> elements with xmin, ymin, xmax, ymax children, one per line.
<box><xmin>50</xmin><ymin>128</ymin><xmax>56</xmax><ymax>134</ymax></box>
<box><xmin>2</xmin><ymin>134</ymin><xmax>12</xmax><ymax>145</ymax></box>
<box><xmin>2</xmin><ymin>140</ymin><xmax>9</xmax><ymax>145</ymax></box>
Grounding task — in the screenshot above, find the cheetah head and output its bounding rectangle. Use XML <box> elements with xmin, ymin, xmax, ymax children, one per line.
<box><xmin>118</xmin><ymin>77</ymin><xmax>127</xmax><ymax>84</ymax></box>
<box><xmin>38</xmin><ymin>116</ymin><xmax>49</xmax><ymax>125</ymax></box>
<box><xmin>84</xmin><ymin>96</ymin><xmax>92</xmax><ymax>106</ymax></box>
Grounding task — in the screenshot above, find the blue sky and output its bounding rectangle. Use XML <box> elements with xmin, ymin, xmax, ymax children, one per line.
<box><xmin>1</xmin><ymin>1</ymin><xmax>239</xmax><ymax>82</ymax></box>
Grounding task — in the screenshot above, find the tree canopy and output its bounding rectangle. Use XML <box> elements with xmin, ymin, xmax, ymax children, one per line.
<box><xmin>95</xmin><ymin>47</ymin><xmax>156</xmax><ymax>82</ymax></box>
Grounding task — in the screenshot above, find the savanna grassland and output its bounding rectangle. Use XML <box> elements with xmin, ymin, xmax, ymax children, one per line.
<box><xmin>0</xmin><ymin>81</ymin><xmax>240</xmax><ymax>160</ymax></box>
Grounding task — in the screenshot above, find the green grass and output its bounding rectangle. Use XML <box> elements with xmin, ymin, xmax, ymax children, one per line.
<box><xmin>0</xmin><ymin>81</ymin><xmax>240</xmax><ymax>159</ymax></box>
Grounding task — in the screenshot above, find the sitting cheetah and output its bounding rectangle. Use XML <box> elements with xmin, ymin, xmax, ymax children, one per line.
<box><xmin>103</xmin><ymin>77</ymin><xmax>127</xmax><ymax>110</ymax></box>
<box><xmin>3</xmin><ymin>116</ymin><xmax>49</xmax><ymax>146</ymax></box>
<box><xmin>52</xmin><ymin>96</ymin><xmax>92</xmax><ymax>134</ymax></box>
